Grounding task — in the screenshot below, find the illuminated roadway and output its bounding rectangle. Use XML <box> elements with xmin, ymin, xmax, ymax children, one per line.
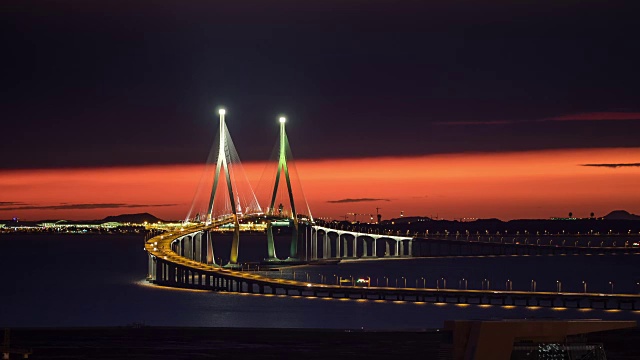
<box><xmin>145</xmin><ymin>225</ymin><xmax>640</xmax><ymax>311</ymax></box>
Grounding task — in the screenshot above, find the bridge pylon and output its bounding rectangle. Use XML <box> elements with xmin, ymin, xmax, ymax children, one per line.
<box><xmin>267</xmin><ymin>116</ymin><xmax>300</xmax><ymax>260</ymax></box>
<box><xmin>206</xmin><ymin>109</ymin><xmax>244</xmax><ymax>268</ymax></box>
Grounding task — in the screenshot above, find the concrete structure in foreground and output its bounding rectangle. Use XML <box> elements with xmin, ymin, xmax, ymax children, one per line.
<box><xmin>2</xmin><ymin>329</ymin><xmax>32</xmax><ymax>359</ymax></box>
<box><xmin>445</xmin><ymin>319</ymin><xmax>636</xmax><ymax>360</ymax></box>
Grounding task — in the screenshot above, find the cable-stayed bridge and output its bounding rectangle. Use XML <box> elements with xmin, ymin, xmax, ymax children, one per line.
<box><xmin>144</xmin><ymin>108</ymin><xmax>640</xmax><ymax>310</ymax></box>
<box><xmin>178</xmin><ymin>109</ymin><xmax>319</xmax><ymax>268</ymax></box>
<box><xmin>145</xmin><ymin>225</ymin><xmax>640</xmax><ymax>311</ymax></box>
<box><xmin>174</xmin><ymin>109</ymin><xmax>414</xmax><ymax>267</ymax></box>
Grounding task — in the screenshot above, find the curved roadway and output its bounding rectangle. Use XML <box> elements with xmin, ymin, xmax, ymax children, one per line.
<box><xmin>145</xmin><ymin>226</ymin><xmax>640</xmax><ymax>310</ymax></box>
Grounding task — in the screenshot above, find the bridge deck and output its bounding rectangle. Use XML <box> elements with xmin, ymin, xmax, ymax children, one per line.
<box><xmin>145</xmin><ymin>227</ymin><xmax>640</xmax><ymax>311</ymax></box>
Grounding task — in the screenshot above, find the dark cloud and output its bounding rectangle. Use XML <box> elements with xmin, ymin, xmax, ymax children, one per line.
<box><xmin>581</xmin><ymin>163</ymin><xmax>640</xmax><ymax>168</ymax></box>
<box><xmin>435</xmin><ymin>112</ymin><xmax>640</xmax><ymax>126</ymax></box>
<box><xmin>434</xmin><ymin>120</ymin><xmax>521</xmax><ymax>126</ymax></box>
<box><xmin>0</xmin><ymin>202</ymin><xmax>25</xmax><ymax>206</ymax></box>
<box><xmin>0</xmin><ymin>203</ymin><xmax>177</xmax><ymax>211</ymax></box>
<box><xmin>549</xmin><ymin>112</ymin><xmax>640</xmax><ymax>121</ymax></box>
<box><xmin>327</xmin><ymin>198</ymin><xmax>390</xmax><ymax>204</ymax></box>
<box><xmin>2</xmin><ymin>1</ymin><xmax>639</xmax><ymax>168</ymax></box>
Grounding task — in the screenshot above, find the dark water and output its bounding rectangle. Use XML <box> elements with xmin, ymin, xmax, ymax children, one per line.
<box><xmin>1</xmin><ymin>233</ymin><xmax>639</xmax><ymax>329</ymax></box>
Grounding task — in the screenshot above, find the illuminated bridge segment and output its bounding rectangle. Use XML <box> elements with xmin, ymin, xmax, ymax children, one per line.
<box><xmin>310</xmin><ymin>226</ymin><xmax>413</xmax><ymax>259</ymax></box>
<box><xmin>146</xmin><ymin>228</ymin><xmax>640</xmax><ymax>310</ymax></box>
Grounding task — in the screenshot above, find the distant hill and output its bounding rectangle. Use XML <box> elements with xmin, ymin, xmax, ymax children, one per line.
<box><xmin>381</xmin><ymin>216</ymin><xmax>431</xmax><ymax>224</ymax></box>
<box><xmin>473</xmin><ymin>218</ymin><xmax>503</xmax><ymax>223</ymax></box>
<box><xmin>101</xmin><ymin>213</ymin><xmax>165</xmax><ymax>223</ymax></box>
<box><xmin>603</xmin><ymin>210</ymin><xmax>640</xmax><ymax>221</ymax></box>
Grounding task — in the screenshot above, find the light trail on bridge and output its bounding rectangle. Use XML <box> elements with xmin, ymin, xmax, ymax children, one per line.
<box><xmin>145</xmin><ymin>226</ymin><xmax>640</xmax><ymax>311</ymax></box>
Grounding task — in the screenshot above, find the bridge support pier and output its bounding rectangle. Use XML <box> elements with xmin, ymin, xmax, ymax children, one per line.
<box><xmin>147</xmin><ymin>254</ymin><xmax>155</xmax><ymax>280</ymax></box>
<box><xmin>194</xmin><ymin>233</ymin><xmax>202</xmax><ymax>262</ymax></box>
<box><xmin>169</xmin><ymin>265</ymin><xmax>176</xmax><ymax>284</ymax></box>
<box><xmin>228</xmin><ymin>215</ymin><xmax>241</xmax><ymax>266</ymax></box>
<box><xmin>343</xmin><ymin>237</ymin><xmax>348</xmax><ymax>258</ymax></box>
<box><xmin>187</xmin><ymin>236</ymin><xmax>194</xmax><ymax>259</ymax></box>
<box><xmin>373</xmin><ymin>238</ymin><xmax>377</xmax><ymax>257</ymax></box>
<box><xmin>264</xmin><ymin>222</ymin><xmax>279</xmax><ymax>262</ymax></box>
<box><xmin>311</xmin><ymin>228</ymin><xmax>318</xmax><ymax>260</ymax></box>
<box><xmin>206</xmin><ymin>231</ymin><xmax>216</xmax><ymax>265</ymax></box>
<box><xmin>199</xmin><ymin>234</ymin><xmax>205</xmax><ymax>262</ymax></box>
<box><xmin>353</xmin><ymin>236</ymin><xmax>358</xmax><ymax>258</ymax></box>
<box><xmin>311</xmin><ymin>229</ymin><xmax>317</xmax><ymax>260</ymax></box>
<box><xmin>323</xmin><ymin>232</ymin><xmax>329</xmax><ymax>259</ymax></box>
<box><xmin>289</xmin><ymin>222</ymin><xmax>299</xmax><ymax>260</ymax></box>
<box><xmin>183</xmin><ymin>237</ymin><xmax>190</xmax><ymax>259</ymax></box>
<box><xmin>155</xmin><ymin>259</ymin><xmax>163</xmax><ymax>282</ymax></box>
<box><xmin>362</xmin><ymin>238</ymin><xmax>368</xmax><ymax>257</ymax></box>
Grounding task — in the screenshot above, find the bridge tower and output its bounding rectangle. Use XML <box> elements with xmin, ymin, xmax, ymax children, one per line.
<box><xmin>206</xmin><ymin>108</ymin><xmax>241</xmax><ymax>267</ymax></box>
<box><xmin>267</xmin><ymin>117</ymin><xmax>299</xmax><ymax>260</ymax></box>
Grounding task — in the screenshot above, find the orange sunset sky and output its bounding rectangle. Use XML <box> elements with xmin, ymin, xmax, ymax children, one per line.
<box><xmin>1</xmin><ymin>147</ymin><xmax>638</xmax><ymax>222</ymax></box>
<box><xmin>4</xmin><ymin>1</ymin><xmax>640</xmax><ymax>224</ymax></box>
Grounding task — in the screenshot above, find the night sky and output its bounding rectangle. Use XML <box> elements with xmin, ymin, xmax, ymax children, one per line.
<box><xmin>1</xmin><ymin>1</ymin><xmax>639</xmax><ymax>220</ymax></box>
